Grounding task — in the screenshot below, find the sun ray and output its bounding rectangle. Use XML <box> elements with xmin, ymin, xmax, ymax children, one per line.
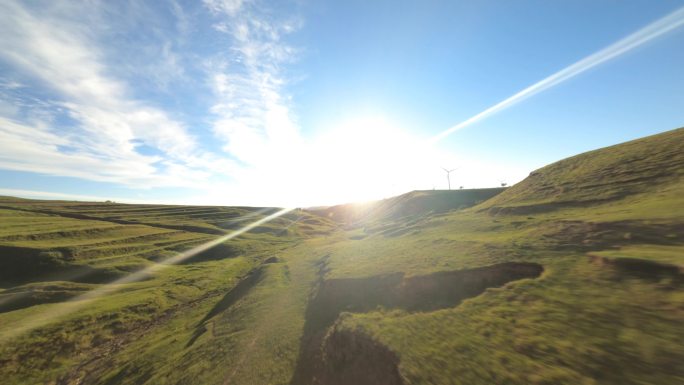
<box><xmin>428</xmin><ymin>6</ymin><xmax>684</xmax><ymax>144</ymax></box>
<box><xmin>0</xmin><ymin>207</ymin><xmax>293</xmax><ymax>344</ymax></box>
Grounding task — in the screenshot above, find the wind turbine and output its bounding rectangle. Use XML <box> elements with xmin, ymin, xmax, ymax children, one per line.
<box><xmin>442</xmin><ymin>167</ymin><xmax>458</xmax><ymax>190</ymax></box>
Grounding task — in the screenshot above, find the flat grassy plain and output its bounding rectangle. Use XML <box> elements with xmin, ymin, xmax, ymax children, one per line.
<box><xmin>0</xmin><ymin>128</ymin><xmax>683</xmax><ymax>384</ymax></box>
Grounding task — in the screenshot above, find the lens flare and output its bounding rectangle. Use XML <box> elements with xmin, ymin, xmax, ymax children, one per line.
<box><xmin>429</xmin><ymin>6</ymin><xmax>684</xmax><ymax>144</ymax></box>
<box><xmin>0</xmin><ymin>207</ymin><xmax>293</xmax><ymax>344</ymax></box>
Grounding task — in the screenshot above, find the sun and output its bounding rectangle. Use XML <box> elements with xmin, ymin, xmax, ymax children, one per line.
<box><xmin>297</xmin><ymin>116</ymin><xmax>438</xmax><ymax>206</ymax></box>
<box><xmin>201</xmin><ymin>115</ymin><xmax>467</xmax><ymax>208</ymax></box>
<box><xmin>188</xmin><ymin>115</ymin><xmax>523</xmax><ymax>208</ymax></box>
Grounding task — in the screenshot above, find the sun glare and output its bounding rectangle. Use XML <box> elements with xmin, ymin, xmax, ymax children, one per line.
<box><xmin>217</xmin><ymin>114</ymin><xmax>528</xmax><ymax>208</ymax></box>
<box><xmin>301</xmin><ymin>116</ymin><xmax>436</xmax><ymax>205</ymax></box>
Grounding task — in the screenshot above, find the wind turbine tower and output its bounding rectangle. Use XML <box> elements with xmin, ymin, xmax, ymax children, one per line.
<box><xmin>442</xmin><ymin>167</ymin><xmax>458</xmax><ymax>190</ymax></box>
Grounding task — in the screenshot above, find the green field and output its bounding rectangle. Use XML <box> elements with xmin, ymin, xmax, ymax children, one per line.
<box><xmin>0</xmin><ymin>128</ymin><xmax>683</xmax><ymax>385</ymax></box>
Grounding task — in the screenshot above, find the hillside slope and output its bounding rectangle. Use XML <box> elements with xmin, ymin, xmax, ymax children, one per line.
<box><xmin>0</xmin><ymin>128</ymin><xmax>683</xmax><ymax>385</ymax></box>
<box><xmin>310</xmin><ymin>188</ymin><xmax>505</xmax><ymax>225</ymax></box>
<box><xmin>480</xmin><ymin>127</ymin><xmax>684</xmax><ymax>213</ymax></box>
<box><xmin>318</xmin><ymin>128</ymin><xmax>684</xmax><ymax>385</ymax></box>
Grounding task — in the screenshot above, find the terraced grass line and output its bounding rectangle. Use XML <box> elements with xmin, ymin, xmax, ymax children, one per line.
<box><xmin>0</xmin><ymin>207</ymin><xmax>294</xmax><ymax>346</ymax></box>
<box><xmin>0</xmin><ymin>205</ymin><xmax>226</xmax><ymax>235</ymax></box>
<box><xmin>0</xmin><ymin>128</ymin><xmax>683</xmax><ymax>385</ymax></box>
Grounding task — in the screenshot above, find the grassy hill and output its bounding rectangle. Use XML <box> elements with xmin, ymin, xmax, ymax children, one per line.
<box><xmin>0</xmin><ymin>128</ymin><xmax>683</xmax><ymax>384</ymax></box>
<box><xmin>480</xmin><ymin>127</ymin><xmax>684</xmax><ymax>214</ymax></box>
<box><xmin>309</xmin><ymin>188</ymin><xmax>506</xmax><ymax>225</ymax></box>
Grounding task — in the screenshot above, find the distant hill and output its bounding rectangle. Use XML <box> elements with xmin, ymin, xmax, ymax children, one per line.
<box><xmin>1</xmin><ymin>127</ymin><xmax>683</xmax><ymax>385</ymax></box>
<box><xmin>308</xmin><ymin>188</ymin><xmax>506</xmax><ymax>225</ymax></box>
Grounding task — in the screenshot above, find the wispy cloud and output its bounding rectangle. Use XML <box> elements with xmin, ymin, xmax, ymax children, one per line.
<box><xmin>0</xmin><ymin>0</ymin><xmax>237</xmax><ymax>189</ymax></box>
<box><xmin>204</xmin><ymin>0</ymin><xmax>303</xmax><ymax>165</ymax></box>
<box><xmin>204</xmin><ymin>0</ymin><xmax>246</xmax><ymax>16</ymax></box>
<box><xmin>0</xmin><ymin>0</ymin><xmax>531</xmax><ymax>207</ymax></box>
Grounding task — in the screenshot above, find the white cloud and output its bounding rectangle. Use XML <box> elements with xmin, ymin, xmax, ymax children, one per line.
<box><xmin>205</xmin><ymin>1</ymin><xmax>303</xmax><ymax>167</ymax></box>
<box><xmin>0</xmin><ymin>116</ymin><xmax>182</xmax><ymax>187</ymax></box>
<box><xmin>0</xmin><ymin>0</ymin><xmax>520</xmax><ymax>208</ymax></box>
<box><xmin>0</xmin><ymin>0</ymin><xmax>236</xmax><ymax>190</ymax></box>
<box><xmin>194</xmin><ymin>2</ymin><xmax>520</xmax><ymax>207</ymax></box>
<box><xmin>203</xmin><ymin>0</ymin><xmax>246</xmax><ymax>16</ymax></box>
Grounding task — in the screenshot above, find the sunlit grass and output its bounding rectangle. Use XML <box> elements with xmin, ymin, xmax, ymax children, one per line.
<box><xmin>0</xmin><ymin>129</ymin><xmax>683</xmax><ymax>384</ymax></box>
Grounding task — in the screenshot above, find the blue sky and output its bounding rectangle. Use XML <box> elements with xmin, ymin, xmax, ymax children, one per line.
<box><xmin>0</xmin><ymin>0</ymin><xmax>683</xmax><ymax>207</ymax></box>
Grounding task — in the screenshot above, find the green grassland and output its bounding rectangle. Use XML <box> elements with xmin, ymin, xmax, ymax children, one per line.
<box><xmin>0</xmin><ymin>128</ymin><xmax>683</xmax><ymax>384</ymax></box>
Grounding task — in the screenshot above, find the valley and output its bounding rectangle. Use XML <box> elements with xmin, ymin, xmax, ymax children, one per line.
<box><xmin>0</xmin><ymin>128</ymin><xmax>683</xmax><ymax>385</ymax></box>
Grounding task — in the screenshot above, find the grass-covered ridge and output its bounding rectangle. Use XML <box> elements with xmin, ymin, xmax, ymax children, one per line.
<box><xmin>0</xmin><ymin>127</ymin><xmax>683</xmax><ymax>384</ymax></box>
<box><xmin>481</xmin><ymin>127</ymin><xmax>684</xmax><ymax>212</ymax></box>
<box><xmin>310</xmin><ymin>187</ymin><xmax>506</xmax><ymax>225</ymax></box>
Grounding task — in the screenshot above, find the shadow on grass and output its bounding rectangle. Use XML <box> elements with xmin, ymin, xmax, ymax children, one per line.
<box><xmin>185</xmin><ymin>267</ymin><xmax>265</xmax><ymax>347</ymax></box>
<box><xmin>0</xmin><ymin>245</ymin><xmax>123</xmax><ymax>289</ymax></box>
<box><xmin>290</xmin><ymin>261</ymin><xmax>544</xmax><ymax>385</ymax></box>
<box><xmin>590</xmin><ymin>254</ymin><xmax>683</xmax><ymax>285</ymax></box>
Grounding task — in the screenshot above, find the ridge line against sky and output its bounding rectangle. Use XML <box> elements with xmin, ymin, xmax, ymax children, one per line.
<box><xmin>0</xmin><ymin>188</ymin><xmax>160</xmax><ymax>205</ymax></box>
<box><xmin>0</xmin><ymin>1</ymin><xmax>683</xmax><ymax>206</ymax></box>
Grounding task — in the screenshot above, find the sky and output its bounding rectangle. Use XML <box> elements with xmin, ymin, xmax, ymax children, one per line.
<box><xmin>0</xmin><ymin>0</ymin><xmax>683</xmax><ymax>207</ymax></box>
